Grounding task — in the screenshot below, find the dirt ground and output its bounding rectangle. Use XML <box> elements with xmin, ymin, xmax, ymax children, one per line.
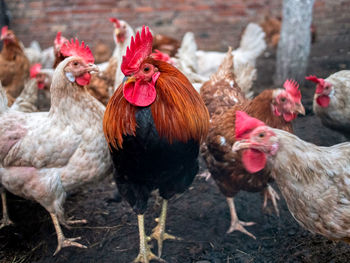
<box><xmin>1</xmin><ymin>39</ymin><xmax>350</xmax><ymax>263</ymax></box>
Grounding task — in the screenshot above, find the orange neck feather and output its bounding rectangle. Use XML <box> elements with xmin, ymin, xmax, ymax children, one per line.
<box><xmin>103</xmin><ymin>58</ymin><xmax>209</xmax><ymax>149</ymax></box>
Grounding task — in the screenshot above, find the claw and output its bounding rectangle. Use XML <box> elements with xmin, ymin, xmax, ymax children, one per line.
<box><xmin>227</xmin><ymin>220</ymin><xmax>256</xmax><ymax>239</ymax></box>
<box><xmin>54</xmin><ymin>236</ymin><xmax>87</xmax><ymax>256</ymax></box>
<box><xmin>0</xmin><ymin>217</ymin><xmax>14</xmax><ymax>229</ymax></box>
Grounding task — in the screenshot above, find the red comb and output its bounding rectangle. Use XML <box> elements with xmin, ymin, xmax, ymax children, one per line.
<box><xmin>60</xmin><ymin>38</ymin><xmax>94</xmax><ymax>63</ymax></box>
<box><xmin>150</xmin><ymin>49</ymin><xmax>171</xmax><ymax>63</ymax></box>
<box><xmin>1</xmin><ymin>26</ymin><xmax>8</xmax><ymax>37</ymax></box>
<box><xmin>283</xmin><ymin>79</ymin><xmax>302</xmax><ymax>103</ymax></box>
<box><xmin>235</xmin><ymin>111</ymin><xmax>265</xmax><ymax>140</ymax></box>
<box><xmin>109</xmin><ymin>17</ymin><xmax>121</xmax><ymax>28</ymax></box>
<box><xmin>305</xmin><ymin>75</ymin><xmax>324</xmax><ymax>85</ymax></box>
<box><xmin>30</xmin><ymin>63</ymin><xmax>42</xmax><ymax>78</ymax></box>
<box><xmin>121</xmin><ymin>25</ymin><xmax>153</xmax><ymax>76</ymax></box>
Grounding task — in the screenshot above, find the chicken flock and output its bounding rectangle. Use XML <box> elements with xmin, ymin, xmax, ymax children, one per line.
<box><xmin>0</xmin><ymin>14</ymin><xmax>349</xmax><ymax>263</ymax></box>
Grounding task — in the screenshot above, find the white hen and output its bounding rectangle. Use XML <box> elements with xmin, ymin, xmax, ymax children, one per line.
<box><xmin>0</xmin><ymin>41</ymin><xmax>112</xmax><ymax>255</ymax></box>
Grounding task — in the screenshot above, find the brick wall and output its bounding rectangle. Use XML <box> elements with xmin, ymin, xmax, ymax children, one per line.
<box><xmin>5</xmin><ymin>0</ymin><xmax>350</xmax><ymax>52</ymax></box>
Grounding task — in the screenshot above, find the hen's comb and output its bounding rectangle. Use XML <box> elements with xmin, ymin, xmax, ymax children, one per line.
<box><xmin>109</xmin><ymin>17</ymin><xmax>121</xmax><ymax>28</ymax></box>
<box><xmin>30</xmin><ymin>63</ymin><xmax>42</xmax><ymax>78</ymax></box>
<box><xmin>1</xmin><ymin>26</ymin><xmax>8</xmax><ymax>37</ymax></box>
<box><xmin>150</xmin><ymin>49</ymin><xmax>172</xmax><ymax>63</ymax></box>
<box><xmin>305</xmin><ymin>75</ymin><xmax>324</xmax><ymax>85</ymax></box>
<box><xmin>54</xmin><ymin>31</ymin><xmax>62</xmax><ymax>46</ymax></box>
<box><xmin>283</xmin><ymin>79</ymin><xmax>302</xmax><ymax>103</ymax></box>
<box><xmin>60</xmin><ymin>38</ymin><xmax>94</xmax><ymax>63</ymax></box>
<box><xmin>121</xmin><ymin>25</ymin><xmax>153</xmax><ymax>76</ymax></box>
<box><xmin>235</xmin><ymin>111</ymin><xmax>265</xmax><ymax>140</ymax></box>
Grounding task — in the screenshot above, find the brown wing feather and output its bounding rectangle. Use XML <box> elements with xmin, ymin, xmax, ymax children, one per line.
<box><xmin>200</xmin><ymin>47</ymin><xmax>246</xmax><ymax>117</ymax></box>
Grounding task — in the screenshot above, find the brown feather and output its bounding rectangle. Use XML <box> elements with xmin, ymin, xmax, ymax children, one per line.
<box><xmin>103</xmin><ymin>57</ymin><xmax>209</xmax><ymax>149</ymax></box>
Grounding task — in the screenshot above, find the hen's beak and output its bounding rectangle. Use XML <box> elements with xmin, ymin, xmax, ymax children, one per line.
<box><xmin>115</xmin><ymin>28</ymin><xmax>121</xmax><ymax>35</ymax></box>
<box><xmin>123</xmin><ymin>76</ymin><xmax>136</xmax><ymax>85</ymax></box>
<box><xmin>232</xmin><ymin>140</ymin><xmax>251</xmax><ymax>152</ymax></box>
<box><xmin>87</xmin><ymin>64</ymin><xmax>99</xmax><ymax>74</ymax></box>
<box><xmin>295</xmin><ymin>103</ymin><xmax>305</xmax><ymax>115</ymax></box>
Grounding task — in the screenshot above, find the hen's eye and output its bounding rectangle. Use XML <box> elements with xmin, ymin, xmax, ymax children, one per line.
<box><xmin>259</xmin><ymin>133</ymin><xmax>265</xmax><ymax>138</ymax></box>
<box><xmin>280</xmin><ymin>97</ymin><xmax>286</xmax><ymax>102</ymax></box>
<box><xmin>73</xmin><ymin>62</ymin><xmax>79</xmax><ymax>66</ymax></box>
<box><xmin>143</xmin><ymin>67</ymin><xmax>150</xmax><ymax>73</ymax></box>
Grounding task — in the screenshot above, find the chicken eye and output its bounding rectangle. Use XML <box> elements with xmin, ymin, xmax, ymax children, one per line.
<box><xmin>280</xmin><ymin>97</ymin><xmax>286</xmax><ymax>102</ymax></box>
<box><xmin>143</xmin><ymin>66</ymin><xmax>150</xmax><ymax>73</ymax></box>
<box><xmin>259</xmin><ymin>132</ymin><xmax>265</xmax><ymax>138</ymax></box>
<box><xmin>73</xmin><ymin>62</ymin><xmax>79</xmax><ymax>66</ymax></box>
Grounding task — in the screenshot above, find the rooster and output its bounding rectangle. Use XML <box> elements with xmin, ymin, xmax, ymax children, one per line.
<box><xmin>0</xmin><ymin>39</ymin><xmax>112</xmax><ymax>255</ymax></box>
<box><xmin>233</xmin><ymin>111</ymin><xmax>350</xmax><ymax>243</ymax></box>
<box><xmin>201</xmin><ymin>49</ymin><xmax>305</xmax><ymax>238</ymax></box>
<box><xmin>0</xmin><ymin>26</ymin><xmax>30</xmax><ymax>106</ymax></box>
<box><xmin>103</xmin><ymin>26</ymin><xmax>209</xmax><ymax>263</ymax></box>
<box><xmin>306</xmin><ymin>72</ymin><xmax>350</xmax><ymax>139</ymax></box>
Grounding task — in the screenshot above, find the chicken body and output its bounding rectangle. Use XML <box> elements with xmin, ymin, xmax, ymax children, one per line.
<box><xmin>104</xmin><ymin>27</ymin><xmax>209</xmax><ymax>262</ymax></box>
<box><xmin>0</xmin><ymin>56</ymin><xmax>112</xmax><ymax>254</ymax></box>
<box><xmin>0</xmin><ymin>29</ymin><xmax>30</xmax><ymax>105</ymax></box>
<box><xmin>235</xmin><ymin>124</ymin><xmax>350</xmax><ymax>242</ymax></box>
<box><xmin>201</xmin><ymin>49</ymin><xmax>304</xmax><ymax>238</ymax></box>
<box><xmin>309</xmin><ymin>71</ymin><xmax>350</xmax><ymax>138</ymax></box>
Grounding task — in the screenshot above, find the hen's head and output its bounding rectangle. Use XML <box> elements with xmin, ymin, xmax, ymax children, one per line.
<box><xmin>60</xmin><ymin>38</ymin><xmax>98</xmax><ymax>87</ymax></box>
<box><xmin>120</xmin><ymin>26</ymin><xmax>160</xmax><ymax>107</ymax></box>
<box><xmin>305</xmin><ymin>75</ymin><xmax>332</xmax><ymax>108</ymax></box>
<box><xmin>233</xmin><ymin>111</ymin><xmax>278</xmax><ymax>173</ymax></box>
<box><xmin>54</xmin><ymin>31</ymin><xmax>68</xmax><ymax>56</ymax></box>
<box><xmin>30</xmin><ymin>63</ymin><xmax>45</xmax><ymax>89</ymax></box>
<box><xmin>272</xmin><ymin>79</ymin><xmax>305</xmax><ymax>122</ymax></box>
<box><xmin>109</xmin><ymin>18</ymin><xmax>131</xmax><ymax>44</ymax></box>
<box><xmin>0</xmin><ymin>26</ymin><xmax>16</xmax><ymax>44</ymax></box>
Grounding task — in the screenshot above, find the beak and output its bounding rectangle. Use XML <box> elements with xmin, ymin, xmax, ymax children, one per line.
<box><xmin>0</xmin><ymin>35</ymin><xmax>4</xmax><ymax>41</ymax></box>
<box><xmin>115</xmin><ymin>28</ymin><xmax>121</xmax><ymax>35</ymax></box>
<box><xmin>232</xmin><ymin>140</ymin><xmax>251</xmax><ymax>152</ymax></box>
<box><xmin>123</xmin><ymin>76</ymin><xmax>136</xmax><ymax>85</ymax></box>
<box><xmin>295</xmin><ymin>103</ymin><xmax>305</xmax><ymax>115</ymax></box>
<box><xmin>87</xmin><ymin>64</ymin><xmax>99</xmax><ymax>74</ymax></box>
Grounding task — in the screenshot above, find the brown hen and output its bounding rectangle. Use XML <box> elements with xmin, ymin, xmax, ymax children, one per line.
<box><xmin>201</xmin><ymin>49</ymin><xmax>305</xmax><ymax>238</ymax></box>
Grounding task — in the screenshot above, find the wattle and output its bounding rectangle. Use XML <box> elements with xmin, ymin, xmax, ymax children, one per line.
<box><xmin>316</xmin><ymin>95</ymin><xmax>330</xmax><ymax>108</ymax></box>
<box><xmin>37</xmin><ymin>82</ymin><xmax>45</xmax><ymax>89</ymax></box>
<box><xmin>242</xmin><ymin>149</ymin><xmax>266</xmax><ymax>173</ymax></box>
<box><xmin>123</xmin><ymin>80</ymin><xmax>156</xmax><ymax>107</ymax></box>
<box><xmin>283</xmin><ymin>112</ymin><xmax>296</xmax><ymax>122</ymax></box>
<box><xmin>76</xmin><ymin>73</ymin><xmax>91</xmax><ymax>86</ymax></box>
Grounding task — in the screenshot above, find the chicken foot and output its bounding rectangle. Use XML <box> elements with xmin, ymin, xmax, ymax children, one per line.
<box><xmin>50</xmin><ymin>213</ymin><xmax>87</xmax><ymax>256</ymax></box>
<box><xmin>226</xmin><ymin>197</ymin><xmax>256</xmax><ymax>239</ymax></box>
<box><xmin>133</xmin><ymin>214</ymin><xmax>165</xmax><ymax>263</ymax></box>
<box><xmin>0</xmin><ymin>192</ymin><xmax>14</xmax><ymax>229</ymax></box>
<box><xmin>262</xmin><ymin>184</ymin><xmax>280</xmax><ymax>216</ymax></box>
<box><xmin>150</xmin><ymin>199</ymin><xmax>181</xmax><ymax>257</ymax></box>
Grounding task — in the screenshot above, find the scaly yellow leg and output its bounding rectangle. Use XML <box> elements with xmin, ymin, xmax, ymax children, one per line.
<box><xmin>50</xmin><ymin>213</ymin><xmax>87</xmax><ymax>256</ymax></box>
<box><xmin>133</xmin><ymin>214</ymin><xmax>165</xmax><ymax>263</ymax></box>
<box><xmin>150</xmin><ymin>199</ymin><xmax>181</xmax><ymax>257</ymax></box>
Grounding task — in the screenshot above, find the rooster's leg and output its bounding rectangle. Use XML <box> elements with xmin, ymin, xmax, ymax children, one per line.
<box><xmin>262</xmin><ymin>184</ymin><xmax>280</xmax><ymax>216</ymax></box>
<box><xmin>50</xmin><ymin>212</ymin><xmax>87</xmax><ymax>256</ymax></box>
<box><xmin>133</xmin><ymin>214</ymin><xmax>164</xmax><ymax>263</ymax></box>
<box><xmin>226</xmin><ymin>197</ymin><xmax>256</xmax><ymax>239</ymax></box>
<box><xmin>0</xmin><ymin>192</ymin><xmax>14</xmax><ymax>229</ymax></box>
<box><xmin>150</xmin><ymin>199</ymin><xmax>181</xmax><ymax>257</ymax></box>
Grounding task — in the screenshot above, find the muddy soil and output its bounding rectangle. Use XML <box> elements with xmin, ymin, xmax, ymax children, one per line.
<box><xmin>1</xmin><ymin>40</ymin><xmax>350</xmax><ymax>263</ymax></box>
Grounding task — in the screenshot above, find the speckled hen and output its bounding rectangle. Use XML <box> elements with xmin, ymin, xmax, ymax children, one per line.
<box><xmin>233</xmin><ymin>111</ymin><xmax>350</xmax><ymax>243</ymax></box>
<box><xmin>0</xmin><ymin>39</ymin><xmax>112</xmax><ymax>255</ymax></box>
